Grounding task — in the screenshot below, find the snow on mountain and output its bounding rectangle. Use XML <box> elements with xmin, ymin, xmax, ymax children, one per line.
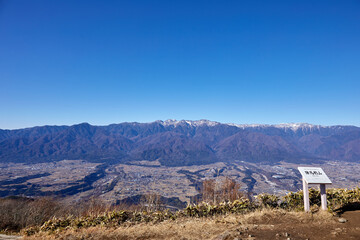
<box><xmin>160</xmin><ymin>119</ymin><xmax>221</xmax><ymax>127</ymax></box>
<box><xmin>158</xmin><ymin>120</ymin><xmax>323</xmax><ymax>131</ymax></box>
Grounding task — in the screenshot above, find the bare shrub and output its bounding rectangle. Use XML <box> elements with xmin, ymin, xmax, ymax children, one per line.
<box><xmin>201</xmin><ymin>177</ymin><xmax>244</xmax><ymax>204</ymax></box>
<box><xmin>0</xmin><ymin>197</ymin><xmax>60</xmax><ymax>232</ymax></box>
<box><xmin>70</xmin><ymin>198</ymin><xmax>110</xmax><ymax>217</ymax></box>
<box><xmin>0</xmin><ymin>196</ymin><xmax>137</xmax><ymax>232</ymax></box>
<box><xmin>202</xmin><ymin>178</ymin><xmax>216</xmax><ymax>204</ymax></box>
<box><xmin>140</xmin><ymin>192</ymin><xmax>163</xmax><ymax>211</ymax></box>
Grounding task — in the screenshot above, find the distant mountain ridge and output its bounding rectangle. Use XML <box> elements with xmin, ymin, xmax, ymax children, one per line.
<box><xmin>0</xmin><ymin>120</ymin><xmax>359</xmax><ymax>166</ymax></box>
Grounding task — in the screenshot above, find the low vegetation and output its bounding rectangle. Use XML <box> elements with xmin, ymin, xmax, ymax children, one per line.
<box><xmin>0</xmin><ymin>196</ymin><xmax>136</xmax><ymax>234</ymax></box>
<box><xmin>23</xmin><ymin>209</ymin><xmax>337</xmax><ymax>240</ymax></box>
<box><xmin>1</xmin><ymin>184</ymin><xmax>360</xmax><ymax>239</ymax></box>
<box><xmin>0</xmin><ymin>196</ymin><xmax>61</xmax><ymax>232</ymax></box>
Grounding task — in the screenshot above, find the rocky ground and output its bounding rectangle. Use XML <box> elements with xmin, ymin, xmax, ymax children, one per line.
<box><xmin>0</xmin><ymin>234</ymin><xmax>21</xmax><ymax>240</ymax></box>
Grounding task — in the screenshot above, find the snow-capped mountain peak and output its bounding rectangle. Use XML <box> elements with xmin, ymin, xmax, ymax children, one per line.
<box><xmin>155</xmin><ymin>119</ymin><xmax>348</xmax><ymax>132</ymax></box>
<box><xmin>228</xmin><ymin>122</ymin><xmax>323</xmax><ymax>131</ymax></box>
<box><xmin>160</xmin><ymin>119</ymin><xmax>220</xmax><ymax>127</ymax></box>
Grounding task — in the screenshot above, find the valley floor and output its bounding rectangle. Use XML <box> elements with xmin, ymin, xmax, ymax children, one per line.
<box><xmin>2</xmin><ymin>160</ymin><xmax>360</xmax><ymax>206</ymax></box>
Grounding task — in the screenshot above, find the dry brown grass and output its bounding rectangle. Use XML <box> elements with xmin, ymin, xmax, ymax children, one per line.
<box><xmin>239</xmin><ymin>208</ymin><xmax>333</xmax><ymax>224</ymax></box>
<box><xmin>6</xmin><ymin>186</ymin><xmax>359</xmax><ymax>238</ymax></box>
<box><xmin>23</xmin><ymin>209</ymin><xmax>335</xmax><ymax>240</ymax></box>
<box><xmin>0</xmin><ymin>197</ymin><xmax>137</xmax><ymax>233</ymax></box>
<box><xmin>0</xmin><ymin>197</ymin><xmax>61</xmax><ymax>232</ymax></box>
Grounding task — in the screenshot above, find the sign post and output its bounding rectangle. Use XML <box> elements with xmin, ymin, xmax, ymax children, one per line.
<box><xmin>302</xmin><ymin>178</ymin><xmax>310</xmax><ymax>212</ymax></box>
<box><xmin>298</xmin><ymin>167</ymin><xmax>332</xmax><ymax>212</ymax></box>
<box><xmin>320</xmin><ymin>184</ymin><xmax>327</xmax><ymax>210</ymax></box>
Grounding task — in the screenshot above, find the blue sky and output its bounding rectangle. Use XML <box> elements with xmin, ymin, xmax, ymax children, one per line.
<box><xmin>1</xmin><ymin>0</ymin><xmax>359</xmax><ymax>129</ymax></box>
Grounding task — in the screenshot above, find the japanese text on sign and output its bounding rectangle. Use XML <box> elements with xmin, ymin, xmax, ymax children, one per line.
<box><xmin>298</xmin><ymin>167</ymin><xmax>332</xmax><ymax>184</ymax></box>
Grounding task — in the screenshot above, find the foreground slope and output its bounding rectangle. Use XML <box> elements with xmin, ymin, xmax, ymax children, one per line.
<box><xmin>23</xmin><ymin>210</ymin><xmax>360</xmax><ymax>240</ymax></box>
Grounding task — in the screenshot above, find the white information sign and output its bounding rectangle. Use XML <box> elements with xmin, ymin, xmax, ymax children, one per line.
<box><xmin>298</xmin><ymin>167</ymin><xmax>332</xmax><ymax>211</ymax></box>
<box><xmin>298</xmin><ymin>167</ymin><xmax>332</xmax><ymax>184</ymax></box>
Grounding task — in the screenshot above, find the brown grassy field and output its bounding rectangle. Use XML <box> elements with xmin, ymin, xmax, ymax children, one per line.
<box><xmin>1</xmin><ymin>186</ymin><xmax>360</xmax><ymax>239</ymax></box>
<box><xmin>22</xmin><ymin>209</ymin><xmax>360</xmax><ymax>240</ymax></box>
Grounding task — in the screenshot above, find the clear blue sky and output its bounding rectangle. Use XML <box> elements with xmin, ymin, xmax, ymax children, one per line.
<box><xmin>1</xmin><ymin>0</ymin><xmax>359</xmax><ymax>129</ymax></box>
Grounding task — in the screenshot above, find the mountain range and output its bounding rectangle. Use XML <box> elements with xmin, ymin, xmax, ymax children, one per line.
<box><xmin>0</xmin><ymin>120</ymin><xmax>359</xmax><ymax>166</ymax></box>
